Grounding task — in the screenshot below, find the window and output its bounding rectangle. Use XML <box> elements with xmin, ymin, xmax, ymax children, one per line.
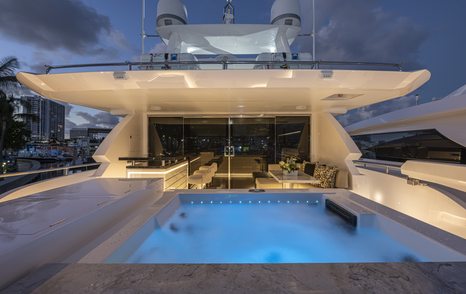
<box><xmin>276</xmin><ymin>117</ymin><xmax>310</xmax><ymax>162</ymax></box>
<box><xmin>148</xmin><ymin>116</ymin><xmax>311</xmax><ymax>163</ymax></box>
<box><xmin>183</xmin><ymin>118</ymin><xmax>228</xmax><ymax>156</ymax></box>
<box><xmin>352</xmin><ymin>129</ymin><xmax>466</xmax><ymax>164</ymax></box>
<box><xmin>148</xmin><ymin>117</ymin><xmax>183</xmax><ymax>157</ymax></box>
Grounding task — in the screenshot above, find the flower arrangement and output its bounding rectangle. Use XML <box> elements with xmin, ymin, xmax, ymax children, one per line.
<box><xmin>279</xmin><ymin>157</ymin><xmax>300</xmax><ymax>175</ymax></box>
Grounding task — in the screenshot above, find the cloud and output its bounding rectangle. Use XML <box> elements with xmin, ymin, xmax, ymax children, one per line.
<box><xmin>65</xmin><ymin>119</ymin><xmax>78</xmax><ymax>129</ymax></box>
<box><xmin>63</xmin><ymin>103</ymin><xmax>73</xmax><ymax>117</ymax></box>
<box><xmin>293</xmin><ymin>0</ymin><xmax>429</xmax><ymax>125</ymax></box>
<box><xmin>22</xmin><ymin>51</ymin><xmax>56</xmax><ymax>74</ymax></box>
<box><xmin>65</xmin><ymin>110</ymin><xmax>119</xmax><ymax>136</ymax></box>
<box><xmin>0</xmin><ymin>0</ymin><xmax>124</xmax><ymax>56</ymax></box>
<box><xmin>296</xmin><ymin>0</ymin><xmax>428</xmax><ymax>69</ymax></box>
<box><xmin>75</xmin><ymin>111</ymin><xmax>120</xmax><ymax>128</ymax></box>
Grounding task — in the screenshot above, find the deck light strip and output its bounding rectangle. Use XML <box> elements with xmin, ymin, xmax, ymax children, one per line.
<box><xmin>127</xmin><ymin>162</ymin><xmax>188</xmax><ymax>177</ymax></box>
<box><xmin>187</xmin><ymin>200</ymin><xmax>319</xmax><ymax>205</ymax></box>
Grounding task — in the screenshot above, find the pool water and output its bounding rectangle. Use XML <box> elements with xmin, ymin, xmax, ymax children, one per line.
<box><xmin>108</xmin><ymin>195</ymin><xmax>426</xmax><ymax>263</ymax></box>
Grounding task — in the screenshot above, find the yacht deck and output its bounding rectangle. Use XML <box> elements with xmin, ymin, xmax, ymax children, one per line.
<box><xmin>5</xmin><ymin>262</ymin><xmax>466</xmax><ymax>293</ymax></box>
<box><xmin>0</xmin><ymin>178</ymin><xmax>160</xmax><ymax>254</ymax></box>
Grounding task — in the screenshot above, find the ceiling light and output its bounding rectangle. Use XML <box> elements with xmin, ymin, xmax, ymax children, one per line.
<box><xmin>237</xmin><ymin>105</ymin><xmax>245</xmax><ymax>108</ymax></box>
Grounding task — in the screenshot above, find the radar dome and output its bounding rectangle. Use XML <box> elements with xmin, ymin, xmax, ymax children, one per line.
<box><xmin>271</xmin><ymin>0</ymin><xmax>301</xmax><ymax>27</ymax></box>
<box><xmin>157</xmin><ymin>0</ymin><xmax>188</xmax><ymax>27</ymax></box>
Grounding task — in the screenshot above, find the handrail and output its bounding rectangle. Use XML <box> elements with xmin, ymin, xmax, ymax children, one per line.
<box><xmin>353</xmin><ymin>160</ymin><xmax>402</xmax><ymax>175</ymax></box>
<box><xmin>44</xmin><ymin>60</ymin><xmax>403</xmax><ymax>74</ymax></box>
<box><xmin>0</xmin><ymin>163</ymin><xmax>100</xmax><ymax>179</ymax></box>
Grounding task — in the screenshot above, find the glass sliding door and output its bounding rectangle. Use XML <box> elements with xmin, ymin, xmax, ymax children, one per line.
<box><xmin>228</xmin><ymin>117</ymin><xmax>275</xmax><ymax>189</ymax></box>
<box><xmin>148</xmin><ymin>116</ymin><xmax>311</xmax><ymax>189</ymax></box>
<box><xmin>184</xmin><ymin>118</ymin><xmax>230</xmax><ymax>188</ymax></box>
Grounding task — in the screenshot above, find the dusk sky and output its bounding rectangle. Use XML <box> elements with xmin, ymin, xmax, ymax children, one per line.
<box><xmin>1</xmin><ymin>0</ymin><xmax>465</xmax><ymax>130</ymax></box>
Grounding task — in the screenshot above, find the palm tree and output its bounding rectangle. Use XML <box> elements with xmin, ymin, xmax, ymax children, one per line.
<box><xmin>0</xmin><ymin>56</ymin><xmax>29</xmax><ymax>161</ymax></box>
<box><xmin>0</xmin><ymin>92</ymin><xmax>31</xmax><ymax>161</ymax></box>
<box><xmin>0</xmin><ymin>56</ymin><xmax>19</xmax><ymax>92</ymax></box>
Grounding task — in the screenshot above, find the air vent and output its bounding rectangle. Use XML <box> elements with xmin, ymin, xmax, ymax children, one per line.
<box><xmin>113</xmin><ymin>71</ymin><xmax>128</xmax><ymax>80</ymax></box>
<box><xmin>320</xmin><ymin>70</ymin><xmax>334</xmax><ymax>79</ymax></box>
<box><xmin>323</xmin><ymin>94</ymin><xmax>362</xmax><ymax>101</ymax></box>
<box><xmin>325</xmin><ymin>199</ymin><xmax>357</xmax><ymax>227</ymax></box>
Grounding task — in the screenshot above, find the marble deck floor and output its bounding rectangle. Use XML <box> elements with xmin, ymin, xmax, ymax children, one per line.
<box><xmin>3</xmin><ymin>262</ymin><xmax>466</xmax><ymax>294</ymax></box>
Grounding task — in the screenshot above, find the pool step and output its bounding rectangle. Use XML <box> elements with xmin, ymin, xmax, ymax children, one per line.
<box><xmin>325</xmin><ymin>197</ymin><xmax>375</xmax><ymax>228</ymax></box>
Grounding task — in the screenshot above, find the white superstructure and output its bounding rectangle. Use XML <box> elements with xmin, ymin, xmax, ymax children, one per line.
<box><xmin>347</xmin><ymin>84</ymin><xmax>466</xmax><ymax>147</ymax></box>
<box><xmin>2</xmin><ymin>0</ymin><xmax>465</xmax><ymax>288</ymax></box>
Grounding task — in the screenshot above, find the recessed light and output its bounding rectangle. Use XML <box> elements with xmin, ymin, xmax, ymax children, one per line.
<box><xmin>150</xmin><ymin>105</ymin><xmax>162</xmax><ymax>111</ymax></box>
<box><xmin>237</xmin><ymin>105</ymin><xmax>245</xmax><ymax>108</ymax></box>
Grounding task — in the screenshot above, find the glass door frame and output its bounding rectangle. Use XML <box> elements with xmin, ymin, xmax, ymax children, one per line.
<box><xmin>226</xmin><ymin>116</ymin><xmax>276</xmax><ymax>189</ymax></box>
<box><xmin>148</xmin><ymin>115</ymin><xmax>310</xmax><ymax>189</ymax></box>
<box><xmin>181</xmin><ymin>116</ymin><xmax>276</xmax><ymax>189</ymax></box>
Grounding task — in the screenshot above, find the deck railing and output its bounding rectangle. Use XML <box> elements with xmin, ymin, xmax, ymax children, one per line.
<box><xmin>44</xmin><ymin>60</ymin><xmax>403</xmax><ymax>74</ymax></box>
<box><xmin>0</xmin><ymin>163</ymin><xmax>101</xmax><ymax>179</ymax></box>
<box><xmin>353</xmin><ymin>160</ymin><xmax>403</xmax><ymax>175</ymax></box>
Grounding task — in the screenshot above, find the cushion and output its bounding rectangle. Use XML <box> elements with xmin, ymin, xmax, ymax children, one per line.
<box><xmin>314</xmin><ymin>164</ymin><xmax>337</xmax><ymax>188</ymax></box>
<box><xmin>304</xmin><ymin>162</ymin><xmax>316</xmax><ymax>176</ymax></box>
<box><xmin>335</xmin><ymin>170</ymin><xmax>349</xmax><ymax>189</ymax></box>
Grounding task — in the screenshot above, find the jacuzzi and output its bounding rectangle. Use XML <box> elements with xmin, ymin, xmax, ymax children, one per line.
<box><xmin>88</xmin><ymin>191</ymin><xmax>466</xmax><ymax>264</ymax></box>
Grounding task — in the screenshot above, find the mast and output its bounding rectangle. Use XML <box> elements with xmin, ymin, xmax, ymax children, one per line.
<box><xmin>141</xmin><ymin>0</ymin><xmax>146</xmax><ymax>59</ymax></box>
<box><xmin>312</xmin><ymin>0</ymin><xmax>316</xmax><ymax>61</ymax></box>
<box><xmin>223</xmin><ymin>0</ymin><xmax>235</xmax><ymax>24</ymax></box>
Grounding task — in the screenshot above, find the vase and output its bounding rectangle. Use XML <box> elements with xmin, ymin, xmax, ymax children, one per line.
<box><xmin>283</xmin><ymin>170</ymin><xmax>298</xmax><ymax>177</ymax></box>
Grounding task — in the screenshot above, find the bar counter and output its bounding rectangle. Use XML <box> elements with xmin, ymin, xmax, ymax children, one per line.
<box><xmin>120</xmin><ymin>157</ymin><xmax>200</xmax><ymax>190</ymax></box>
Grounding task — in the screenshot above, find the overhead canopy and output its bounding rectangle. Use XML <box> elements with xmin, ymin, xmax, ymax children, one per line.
<box><xmin>17</xmin><ymin>69</ymin><xmax>430</xmax><ymax>115</ymax></box>
<box><xmin>158</xmin><ymin>24</ymin><xmax>301</xmax><ymax>54</ymax></box>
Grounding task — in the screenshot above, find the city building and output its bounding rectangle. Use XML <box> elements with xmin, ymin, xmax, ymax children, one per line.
<box><xmin>69</xmin><ymin>128</ymin><xmax>88</xmax><ymax>139</ymax></box>
<box><xmin>70</xmin><ymin>128</ymin><xmax>112</xmax><ymax>140</ymax></box>
<box><xmin>69</xmin><ymin>128</ymin><xmax>112</xmax><ymax>160</ymax></box>
<box><xmin>20</xmin><ymin>95</ymin><xmax>65</xmax><ymax>142</ymax></box>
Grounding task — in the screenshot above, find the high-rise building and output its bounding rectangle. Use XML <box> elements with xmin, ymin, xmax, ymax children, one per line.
<box><xmin>20</xmin><ymin>95</ymin><xmax>65</xmax><ymax>142</ymax></box>
<box><xmin>69</xmin><ymin>128</ymin><xmax>88</xmax><ymax>139</ymax></box>
<box><xmin>70</xmin><ymin>128</ymin><xmax>112</xmax><ymax>140</ymax></box>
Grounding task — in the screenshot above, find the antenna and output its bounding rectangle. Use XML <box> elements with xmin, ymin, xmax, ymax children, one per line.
<box><xmin>223</xmin><ymin>0</ymin><xmax>235</xmax><ymax>24</ymax></box>
<box><xmin>141</xmin><ymin>0</ymin><xmax>146</xmax><ymax>59</ymax></box>
<box><xmin>312</xmin><ymin>0</ymin><xmax>316</xmax><ymax>61</ymax></box>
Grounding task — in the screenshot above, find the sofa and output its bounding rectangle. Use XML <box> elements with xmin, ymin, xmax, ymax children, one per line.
<box><xmin>255</xmin><ymin>162</ymin><xmax>349</xmax><ymax>190</ymax></box>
